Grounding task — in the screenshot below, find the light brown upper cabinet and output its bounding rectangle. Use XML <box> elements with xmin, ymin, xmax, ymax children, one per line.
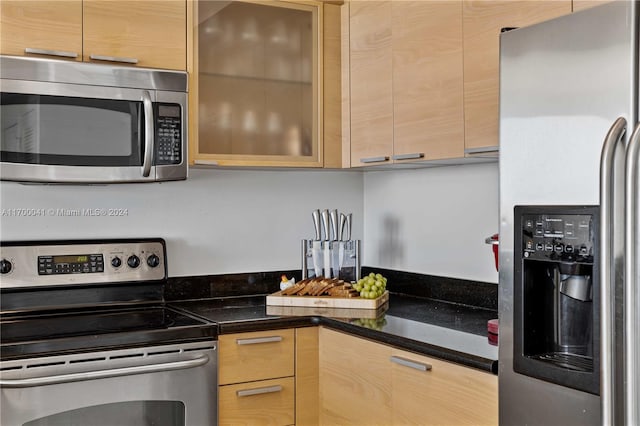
<box><xmin>190</xmin><ymin>0</ymin><xmax>343</xmax><ymax>168</ymax></box>
<box><xmin>462</xmin><ymin>0</ymin><xmax>572</xmax><ymax>156</ymax></box>
<box><xmin>572</xmin><ymin>0</ymin><xmax>615</xmax><ymax>12</ymax></box>
<box><xmin>348</xmin><ymin>1</ymin><xmax>393</xmax><ymax>167</ymax></box>
<box><xmin>0</xmin><ymin>0</ymin><xmax>186</xmax><ymax>70</ymax></box>
<box><xmin>0</xmin><ymin>1</ymin><xmax>83</xmax><ymax>61</ymax></box>
<box><xmin>83</xmin><ymin>1</ymin><xmax>186</xmax><ymax>70</ymax></box>
<box><xmin>392</xmin><ymin>1</ymin><xmax>464</xmax><ymax>163</ymax></box>
<box><xmin>348</xmin><ymin>1</ymin><xmax>463</xmax><ymax>167</ymax></box>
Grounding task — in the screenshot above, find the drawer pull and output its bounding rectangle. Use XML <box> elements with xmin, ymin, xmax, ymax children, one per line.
<box><xmin>89</xmin><ymin>54</ymin><xmax>139</xmax><ymax>64</ymax></box>
<box><xmin>390</xmin><ymin>355</ymin><xmax>432</xmax><ymax>372</ymax></box>
<box><xmin>360</xmin><ymin>156</ymin><xmax>390</xmax><ymax>164</ymax></box>
<box><xmin>236</xmin><ymin>336</ymin><xmax>283</xmax><ymax>345</ymax></box>
<box><xmin>464</xmin><ymin>146</ymin><xmax>499</xmax><ymax>157</ymax></box>
<box><xmin>392</xmin><ymin>153</ymin><xmax>424</xmax><ymax>161</ymax></box>
<box><xmin>25</xmin><ymin>48</ymin><xmax>78</xmax><ymax>58</ymax></box>
<box><xmin>237</xmin><ymin>385</ymin><xmax>283</xmax><ymax>397</ymax></box>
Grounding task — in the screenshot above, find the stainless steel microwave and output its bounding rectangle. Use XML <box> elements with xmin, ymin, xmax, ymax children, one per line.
<box><xmin>0</xmin><ymin>55</ymin><xmax>187</xmax><ymax>183</ymax></box>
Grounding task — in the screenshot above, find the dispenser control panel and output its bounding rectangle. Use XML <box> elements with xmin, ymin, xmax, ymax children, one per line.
<box><xmin>517</xmin><ymin>206</ymin><xmax>596</xmax><ymax>263</ymax></box>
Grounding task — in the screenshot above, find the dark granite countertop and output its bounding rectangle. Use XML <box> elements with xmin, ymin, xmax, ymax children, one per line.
<box><xmin>169</xmin><ymin>292</ymin><xmax>499</xmax><ymax>374</ymax></box>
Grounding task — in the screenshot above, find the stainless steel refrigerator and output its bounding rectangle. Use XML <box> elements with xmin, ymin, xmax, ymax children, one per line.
<box><xmin>499</xmin><ymin>1</ymin><xmax>639</xmax><ymax>425</ymax></box>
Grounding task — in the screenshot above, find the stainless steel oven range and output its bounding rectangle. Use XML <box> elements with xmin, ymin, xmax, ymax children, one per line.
<box><xmin>0</xmin><ymin>239</ymin><xmax>218</xmax><ymax>426</ymax></box>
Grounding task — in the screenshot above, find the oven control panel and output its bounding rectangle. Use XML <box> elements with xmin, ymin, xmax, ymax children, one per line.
<box><xmin>38</xmin><ymin>254</ymin><xmax>104</xmax><ymax>275</ymax></box>
<box><xmin>0</xmin><ymin>239</ymin><xmax>166</xmax><ymax>289</ymax></box>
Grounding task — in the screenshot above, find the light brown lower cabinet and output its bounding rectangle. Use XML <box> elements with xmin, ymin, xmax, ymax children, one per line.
<box><xmin>318</xmin><ymin>327</ymin><xmax>498</xmax><ymax>426</ymax></box>
<box><xmin>391</xmin><ymin>348</ymin><xmax>498</xmax><ymax>425</ymax></box>
<box><xmin>218</xmin><ymin>329</ymin><xmax>295</xmax><ymax>426</ymax></box>
<box><xmin>219</xmin><ymin>377</ymin><xmax>295</xmax><ymax>426</ymax></box>
<box><xmin>218</xmin><ymin>327</ymin><xmax>320</xmax><ymax>426</ymax></box>
<box><xmin>219</xmin><ymin>326</ymin><xmax>497</xmax><ymax>425</ymax></box>
<box><xmin>296</xmin><ymin>327</ymin><xmax>320</xmax><ymax>426</ymax></box>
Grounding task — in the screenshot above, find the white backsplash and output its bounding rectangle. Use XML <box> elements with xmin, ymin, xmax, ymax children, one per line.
<box><xmin>0</xmin><ymin>169</ymin><xmax>364</xmax><ymax>277</ymax></box>
<box><xmin>1</xmin><ymin>163</ymin><xmax>499</xmax><ymax>283</ymax></box>
<box><xmin>363</xmin><ymin>163</ymin><xmax>499</xmax><ymax>284</ymax></box>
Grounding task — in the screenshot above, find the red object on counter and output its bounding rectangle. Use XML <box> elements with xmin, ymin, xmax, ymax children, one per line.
<box><xmin>488</xmin><ymin>319</ymin><xmax>499</xmax><ymax>346</ymax></box>
<box><xmin>485</xmin><ymin>234</ymin><xmax>499</xmax><ymax>271</ymax></box>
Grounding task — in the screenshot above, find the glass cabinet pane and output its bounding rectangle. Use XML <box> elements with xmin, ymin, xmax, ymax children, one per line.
<box><xmin>197</xmin><ymin>1</ymin><xmax>318</xmax><ymax>159</ymax></box>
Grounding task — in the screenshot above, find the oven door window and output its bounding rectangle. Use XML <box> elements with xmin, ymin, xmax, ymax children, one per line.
<box><xmin>0</xmin><ymin>93</ymin><xmax>143</xmax><ymax>166</ymax></box>
<box><xmin>23</xmin><ymin>401</ymin><xmax>185</xmax><ymax>426</ymax></box>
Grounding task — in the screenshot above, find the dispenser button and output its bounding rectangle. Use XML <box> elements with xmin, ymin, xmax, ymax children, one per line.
<box><xmin>565</xmin><ymin>245</ymin><xmax>574</xmax><ymax>253</ymax></box>
<box><xmin>554</xmin><ymin>244</ymin><xmax>564</xmax><ymax>253</ymax></box>
<box><xmin>536</xmin><ymin>243</ymin><xmax>544</xmax><ymax>251</ymax></box>
<box><xmin>545</xmin><ymin>243</ymin><xmax>554</xmax><ymax>251</ymax></box>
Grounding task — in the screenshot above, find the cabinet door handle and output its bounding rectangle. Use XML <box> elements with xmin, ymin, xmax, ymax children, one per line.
<box><xmin>464</xmin><ymin>146</ymin><xmax>499</xmax><ymax>157</ymax></box>
<box><xmin>25</xmin><ymin>48</ymin><xmax>78</xmax><ymax>58</ymax></box>
<box><xmin>392</xmin><ymin>153</ymin><xmax>424</xmax><ymax>161</ymax></box>
<box><xmin>360</xmin><ymin>156</ymin><xmax>390</xmax><ymax>164</ymax></box>
<box><xmin>390</xmin><ymin>355</ymin><xmax>432</xmax><ymax>372</ymax></box>
<box><xmin>236</xmin><ymin>336</ymin><xmax>283</xmax><ymax>345</ymax></box>
<box><xmin>89</xmin><ymin>54</ymin><xmax>139</xmax><ymax>64</ymax></box>
<box><xmin>236</xmin><ymin>385</ymin><xmax>283</xmax><ymax>397</ymax></box>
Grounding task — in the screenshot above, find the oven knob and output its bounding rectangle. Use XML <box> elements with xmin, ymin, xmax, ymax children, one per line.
<box><xmin>0</xmin><ymin>259</ymin><xmax>12</xmax><ymax>274</ymax></box>
<box><xmin>127</xmin><ymin>255</ymin><xmax>140</xmax><ymax>269</ymax></box>
<box><xmin>111</xmin><ymin>256</ymin><xmax>122</xmax><ymax>268</ymax></box>
<box><xmin>147</xmin><ymin>254</ymin><xmax>160</xmax><ymax>268</ymax></box>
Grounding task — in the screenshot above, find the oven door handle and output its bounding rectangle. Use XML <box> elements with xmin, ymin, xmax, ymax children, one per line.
<box><xmin>0</xmin><ymin>354</ymin><xmax>209</xmax><ymax>388</ymax></box>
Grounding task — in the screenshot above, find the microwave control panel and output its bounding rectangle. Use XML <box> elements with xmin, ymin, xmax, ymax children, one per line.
<box><xmin>155</xmin><ymin>103</ymin><xmax>182</xmax><ymax>165</ymax></box>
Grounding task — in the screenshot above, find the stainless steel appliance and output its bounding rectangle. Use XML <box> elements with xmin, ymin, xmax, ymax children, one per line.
<box><xmin>0</xmin><ymin>56</ymin><xmax>188</xmax><ymax>183</ymax></box>
<box><xmin>0</xmin><ymin>239</ymin><xmax>218</xmax><ymax>426</ymax></box>
<box><xmin>499</xmin><ymin>1</ymin><xmax>639</xmax><ymax>425</ymax></box>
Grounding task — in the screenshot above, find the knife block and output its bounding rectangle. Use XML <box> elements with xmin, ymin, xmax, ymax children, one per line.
<box><xmin>301</xmin><ymin>239</ymin><xmax>361</xmax><ymax>282</ymax></box>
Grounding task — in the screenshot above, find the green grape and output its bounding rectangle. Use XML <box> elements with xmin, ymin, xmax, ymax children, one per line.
<box><xmin>356</xmin><ymin>272</ymin><xmax>388</xmax><ymax>298</ymax></box>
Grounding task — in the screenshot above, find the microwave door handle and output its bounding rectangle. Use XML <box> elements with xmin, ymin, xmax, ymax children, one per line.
<box><xmin>600</xmin><ymin>116</ymin><xmax>627</xmax><ymax>426</ymax></box>
<box><xmin>141</xmin><ymin>91</ymin><xmax>154</xmax><ymax>178</ymax></box>
<box><xmin>624</xmin><ymin>122</ymin><xmax>640</xmax><ymax>426</ymax></box>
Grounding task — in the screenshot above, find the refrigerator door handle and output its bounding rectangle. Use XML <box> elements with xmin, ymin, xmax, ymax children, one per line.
<box><xmin>624</xmin><ymin>122</ymin><xmax>640</xmax><ymax>426</ymax></box>
<box><xmin>600</xmin><ymin>117</ymin><xmax>627</xmax><ymax>426</ymax></box>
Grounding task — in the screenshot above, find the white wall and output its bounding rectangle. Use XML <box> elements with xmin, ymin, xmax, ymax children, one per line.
<box><xmin>363</xmin><ymin>162</ymin><xmax>499</xmax><ymax>284</ymax></box>
<box><xmin>0</xmin><ymin>164</ymin><xmax>499</xmax><ymax>283</ymax></box>
<box><xmin>0</xmin><ymin>169</ymin><xmax>364</xmax><ymax>277</ymax></box>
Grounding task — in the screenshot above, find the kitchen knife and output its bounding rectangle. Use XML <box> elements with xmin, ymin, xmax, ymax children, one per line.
<box><xmin>338</xmin><ymin>213</ymin><xmax>347</xmax><ymax>276</ymax></box>
<box><xmin>330</xmin><ymin>210</ymin><xmax>339</xmax><ymax>278</ymax></box>
<box><xmin>321</xmin><ymin>209</ymin><xmax>331</xmax><ymax>278</ymax></box>
<box><xmin>312</xmin><ymin>210</ymin><xmax>323</xmax><ymax>278</ymax></box>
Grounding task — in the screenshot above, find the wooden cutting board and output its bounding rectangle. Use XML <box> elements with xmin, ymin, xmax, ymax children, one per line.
<box><xmin>266</xmin><ymin>301</ymin><xmax>389</xmax><ymax>319</ymax></box>
<box><xmin>266</xmin><ymin>290</ymin><xmax>389</xmax><ymax>310</ymax></box>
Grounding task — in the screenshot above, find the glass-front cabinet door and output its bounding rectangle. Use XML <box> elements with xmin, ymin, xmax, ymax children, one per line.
<box><xmin>191</xmin><ymin>0</ymin><xmax>324</xmax><ymax>167</ymax></box>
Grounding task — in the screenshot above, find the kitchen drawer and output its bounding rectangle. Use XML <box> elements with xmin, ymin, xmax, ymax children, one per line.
<box><xmin>219</xmin><ymin>377</ymin><xmax>295</xmax><ymax>426</ymax></box>
<box><xmin>391</xmin><ymin>348</ymin><xmax>498</xmax><ymax>425</ymax></box>
<box><xmin>219</xmin><ymin>329</ymin><xmax>295</xmax><ymax>385</ymax></box>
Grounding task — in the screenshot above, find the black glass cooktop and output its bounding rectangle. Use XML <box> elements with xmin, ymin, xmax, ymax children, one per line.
<box><xmin>0</xmin><ymin>305</ymin><xmax>217</xmax><ymax>361</ymax></box>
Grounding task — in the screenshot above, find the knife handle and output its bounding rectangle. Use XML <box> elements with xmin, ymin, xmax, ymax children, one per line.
<box><xmin>346</xmin><ymin>213</ymin><xmax>352</xmax><ymax>241</ymax></box>
<box><xmin>330</xmin><ymin>209</ymin><xmax>339</xmax><ymax>241</ymax></box>
<box><xmin>321</xmin><ymin>209</ymin><xmax>330</xmax><ymax>241</ymax></box>
<box><xmin>313</xmin><ymin>209</ymin><xmax>322</xmax><ymax>241</ymax></box>
<box><xmin>338</xmin><ymin>213</ymin><xmax>347</xmax><ymax>241</ymax></box>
